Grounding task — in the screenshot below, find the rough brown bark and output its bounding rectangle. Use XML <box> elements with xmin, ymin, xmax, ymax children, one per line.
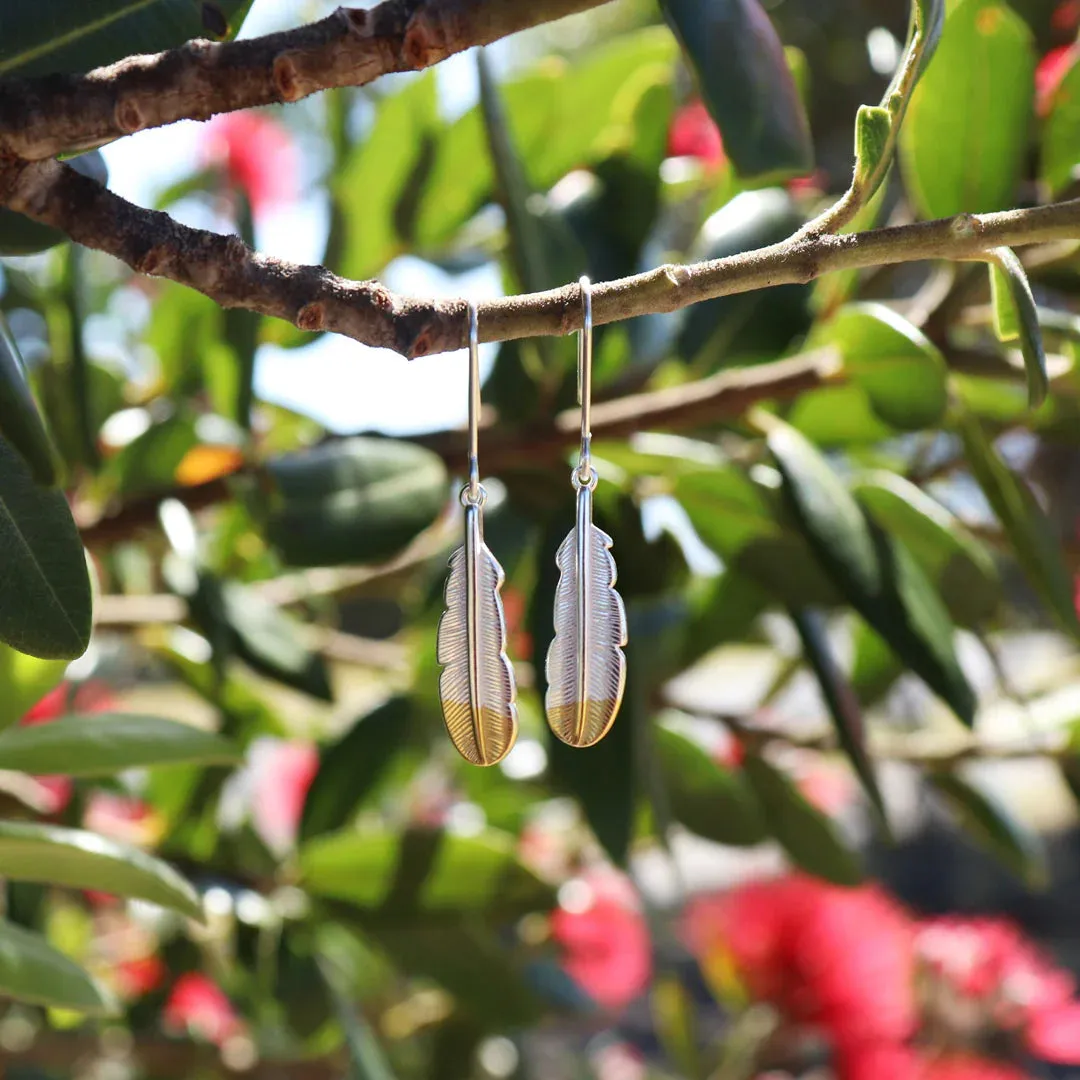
<box><xmin>0</xmin><ymin>0</ymin><xmax>613</xmax><ymax>160</ymax></box>
<box><xmin>4</xmin><ymin>154</ymin><xmax>1080</xmax><ymax>358</ymax></box>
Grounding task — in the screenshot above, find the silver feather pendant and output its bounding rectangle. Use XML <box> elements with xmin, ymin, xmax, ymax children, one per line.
<box><xmin>437</xmin><ymin>500</ymin><xmax>518</xmax><ymax>766</ymax></box>
<box><xmin>544</xmin><ymin>481</ymin><xmax>628</xmax><ymax>747</ymax></box>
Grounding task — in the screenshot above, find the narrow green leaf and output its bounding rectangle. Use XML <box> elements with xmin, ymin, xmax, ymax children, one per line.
<box><xmin>853</xmin><ymin>470</ymin><xmax>1000</xmax><ymax>625</ymax></box>
<box><xmin>0</xmin><ymin>1</ymin><xmax>253</xmax><ymax>78</ymax></box>
<box><xmin>659</xmin><ymin>0</ymin><xmax>813</xmax><ymax>181</ymax></box>
<box><xmin>0</xmin><ymin>316</ymin><xmax>57</xmax><ymax>486</ymax></box>
<box><xmin>899</xmin><ymin>0</ymin><xmax>1035</xmax><ymax>219</ymax></box>
<box><xmin>301</xmin><ymin>828</ymin><xmax>554</xmax><ymax>918</ymax></box>
<box><xmin>0</xmin><ymin>822</ymin><xmax>201</xmax><ymax>919</ymax></box>
<box><xmin>0</xmin><ymin>919</ymin><xmax>114</xmax><ymax>1014</ymax></box>
<box><xmin>652</xmin><ymin>975</ymin><xmax>703</xmax><ymax>1080</ymax></box>
<box><xmin>0</xmin><ymin>714</ymin><xmax>239</xmax><ymax>776</ymax></box>
<box><xmin>264</xmin><ymin>437</ymin><xmax>448</xmax><ymax>568</ymax></box>
<box><xmin>789</xmin><ymin>609</ymin><xmax>887</xmax><ymax>831</ymax></box>
<box><xmin>984</xmin><ymin>247</ymin><xmax>1048</xmax><ymax>408</ymax></box>
<box><xmin>742</xmin><ymin>754</ymin><xmax>863</xmax><ymax>885</ymax></box>
<box><xmin>654</xmin><ymin>725</ymin><xmax>767</xmax><ymax>846</ymax></box>
<box><xmin>850</xmin><ymin>618</ymin><xmax>902</xmax><ymax>706</ymax></box>
<box><xmin>767</xmin><ymin>417</ymin><xmax>975</xmax><ymax>724</ymax></box>
<box><xmin>0</xmin><ymin>645</ymin><xmax>67</xmax><ymax>733</ymax></box>
<box><xmin>929</xmin><ymin>770</ymin><xmax>1047</xmax><ymax>887</ymax></box>
<box><xmin>300</xmin><ymin>697</ymin><xmax>413</xmax><ymax>842</ymax></box>
<box><xmin>853</xmin><ymin>105</ymin><xmax>892</xmax><ymax>192</ymax></box>
<box><xmin>318</xmin><ymin>954</ymin><xmax>398</xmax><ymax>1080</ymax></box>
<box><xmin>957</xmin><ymin>414</ymin><xmax>1079</xmax><ymax>636</ymax></box>
<box><xmin>0</xmin><ymin>435</ymin><xmax>91</xmax><ymax>660</ymax></box>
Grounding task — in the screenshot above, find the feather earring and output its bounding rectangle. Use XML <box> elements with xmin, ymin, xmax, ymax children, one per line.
<box><xmin>544</xmin><ymin>277</ymin><xmax>627</xmax><ymax>748</ymax></box>
<box><xmin>436</xmin><ymin>302</ymin><xmax>518</xmax><ymax>766</ymax></box>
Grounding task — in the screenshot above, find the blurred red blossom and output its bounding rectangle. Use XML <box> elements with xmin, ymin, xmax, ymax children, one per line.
<box><xmin>667</xmin><ymin>99</ymin><xmax>725</xmax><ymax>169</ymax></box>
<box><xmin>84</xmin><ymin>791</ymin><xmax>163</xmax><ymax>847</ymax></box>
<box><xmin>684</xmin><ymin>874</ymin><xmax>916</xmax><ymax>1045</ymax></box>
<box><xmin>1035</xmin><ymin>44</ymin><xmax>1078</xmax><ymax>116</ymax></box>
<box><xmin>163</xmin><ymin>973</ymin><xmax>241</xmax><ymax>1046</ymax></box>
<box><xmin>203</xmin><ymin>111</ymin><xmax>297</xmax><ymax>218</ymax></box>
<box><xmin>115</xmin><ymin>954</ymin><xmax>167</xmax><ymax>1000</ymax></box>
<box><xmin>1052</xmin><ymin>0</ymin><xmax>1080</xmax><ymax>34</ymax></box>
<box><xmin>684</xmin><ymin>877</ymin><xmax>1080</xmax><ymax>1075</ymax></box>
<box><xmin>550</xmin><ymin>868</ymin><xmax>651</xmax><ymax>1010</ymax></box>
<box><xmin>20</xmin><ymin>680</ymin><xmax>116</xmax><ymax>815</ymax></box>
<box><xmin>250</xmin><ymin>739</ymin><xmax>319</xmax><ymax>854</ymax></box>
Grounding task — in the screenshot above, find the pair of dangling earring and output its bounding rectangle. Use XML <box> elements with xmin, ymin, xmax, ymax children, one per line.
<box><xmin>437</xmin><ymin>277</ymin><xmax>628</xmax><ymax>766</ymax></box>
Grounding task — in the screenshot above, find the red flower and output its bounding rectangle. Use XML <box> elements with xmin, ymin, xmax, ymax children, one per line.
<box><xmin>163</xmin><ymin>973</ymin><xmax>241</xmax><ymax>1046</ymax></box>
<box><xmin>250</xmin><ymin>740</ymin><xmax>319</xmax><ymax>854</ymax></box>
<box><xmin>667</xmin><ymin>100</ymin><xmax>725</xmax><ymax>169</ymax></box>
<box><xmin>116</xmin><ymin>954</ymin><xmax>166</xmax><ymax>999</ymax></box>
<box><xmin>84</xmin><ymin>791</ymin><xmax>161</xmax><ymax>846</ymax></box>
<box><xmin>684</xmin><ymin>875</ymin><xmax>917</xmax><ymax>1045</ymax></box>
<box><xmin>1052</xmin><ymin>0</ymin><xmax>1080</xmax><ymax>34</ymax></box>
<box><xmin>550</xmin><ymin>869</ymin><xmax>652</xmax><ymax>1010</ymax></box>
<box><xmin>1036</xmin><ymin>44</ymin><xmax>1078</xmax><ymax>116</ymax></box>
<box><xmin>915</xmin><ymin>916</ymin><xmax>1080</xmax><ymax>1064</ymax></box>
<box><xmin>20</xmin><ymin>681</ymin><xmax>116</xmax><ymax>815</ymax></box>
<box><xmin>203</xmin><ymin>111</ymin><xmax>297</xmax><ymax>218</ymax></box>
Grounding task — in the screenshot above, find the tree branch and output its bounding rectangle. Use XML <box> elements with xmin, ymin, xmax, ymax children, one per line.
<box><xmin>4</xmin><ymin>154</ymin><xmax>1080</xmax><ymax>358</ymax></box>
<box><xmin>0</xmin><ymin>0</ymin><xmax>612</xmax><ymax>160</ymax></box>
<box><xmin>77</xmin><ymin>351</ymin><xmax>837</xmax><ymax>547</ymax></box>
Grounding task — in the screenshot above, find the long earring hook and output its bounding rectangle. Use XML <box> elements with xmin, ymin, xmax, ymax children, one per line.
<box><xmin>465</xmin><ymin>301</ymin><xmax>482</xmax><ymax>505</ymax></box>
<box><xmin>576</xmin><ymin>276</ymin><xmax>593</xmax><ymax>487</ymax></box>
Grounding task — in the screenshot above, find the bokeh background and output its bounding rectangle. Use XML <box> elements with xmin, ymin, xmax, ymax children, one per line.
<box><xmin>5</xmin><ymin>0</ymin><xmax>1080</xmax><ymax>1078</ymax></box>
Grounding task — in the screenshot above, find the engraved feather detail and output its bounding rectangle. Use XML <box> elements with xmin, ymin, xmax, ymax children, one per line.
<box><xmin>437</xmin><ymin>504</ymin><xmax>518</xmax><ymax>766</ymax></box>
<box><xmin>545</xmin><ymin>486</ymin><xmax>628</xmax><ymax>747</ymax></box>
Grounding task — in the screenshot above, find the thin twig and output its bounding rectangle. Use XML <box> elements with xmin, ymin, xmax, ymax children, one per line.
<box><xmin>0</xmin><ymin>0</ymin><xmax>612</xmax><ymax>160</ymax></box>
<box><xmin>4</xmin><ymin>156</ymin><xmax>1080</xmax><ymax>358</ymax></box>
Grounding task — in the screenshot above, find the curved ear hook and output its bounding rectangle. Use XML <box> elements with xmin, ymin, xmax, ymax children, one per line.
<box><xmin>576</xmin><ymin>276</ymin><xmax>593</xmax><ymax>487</ymax></box>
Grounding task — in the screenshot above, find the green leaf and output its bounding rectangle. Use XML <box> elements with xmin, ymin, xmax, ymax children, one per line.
<box><xmin>0</xmin><ymin>644</ymin><xmax>67</xmax><ymax>733</ymax></box>
<box><xmin>0</xmin><ymin>821</ymin><xmax>201</xmax><ymax>919</ymax></box>
<box><xmin>789</xmin><ymin>609</ymin><xmax>887</xmax><ymax>830</ymax></box>
<box><xmin>678</xmin><ymin>571</ymin><xmax>770</xmax><ymax>671</ymax></box>
<box><xmin>766</xmin><ymin>417</ymin><xmax>975</xmax><ymax>725</ymax></box>
<box><xmin>985</xmin><ymin>248</ymin><xmax>1048</xmax><ymax>408</ymax></box>
<box><xmin>852</xmin><ymin>470</ymin><xmax>1000</xmax><ymax>625</ymax></box>
<box><xmin>899</xmin><ymin>0</ymin><xmax>1034</xmax><ymax>219</ymax></box>
<box><xmin>797</xmin><ymin>303</ymin><xmax>947</xmax><ymax>434</ymax></box>
<box><xmin>300</xmin><ymin>697</ymin><xmax>413</xmax><ymax>842</ymax></box>
<box><xmin>301</xmin><ymin>828</ymin><xmax>554</xmax><ymax>918</ymax></box>
<box><xmin>0</xmin><ymin>316</ymin><xmax>57</xmax><ymax>487</ymax></box>
<box><xmin>0</xmin><ymin>714</ymin><xmax>239</xmax><ymax>775</ymax></box>
<box><xmin>0</xmin><ymin>1</ymin><xmax>253</xmax><ymax>78</ymax></box>
<box><xmin>654</xmin><ymin>724</ymin><xmax>767</xmax><ymax>846</ymax></box>
<box><xmin>335</xmin><ymin>74</ymin><xmax>439</xmax><ymax>280</ymax></box>
<box><xmin>742</xmin><ymin>754</ymin><xmax>863</xmax><ymax>885</ymax></box>
<box><xmin>957</xmin><ymin>413</ymin><xmax>1079</xmax><ymax>636</ymax></box>
<box><xmin>0</xmin><ymin>919</ymin><xmax>114</xmax><ymax>1014</ymax></box>
<box><xmin>929</xmin><ymin>770</ymin><xmax>1047</xmax><ymax>887</ymax></box>
<box><xmin>652</xmin><ymin>974</ymin><xmax>703</xmax><ymax>1080</ymax></box>
<box><xmin>1041</xmin><ymin>45</ymin><xmax>1080</xmax><ymax>194</ymax></box>
<box><xmin>659</xmin><ymin>0</ymin><xmax>813</xmax><ymax>181</ymax></box>
<box><xmin>853</xmin><ymin>105</ymin><xmax>892</xmax><ymax>193</ymax></box>
<box><xmin>264</xmin><ymin>437</ymin><xmax>448</xmax><ymax>568</ymax></box>
<box><xmin>366</xmin><ymin>923</ymin><xmax>542</xmax><ymax>1027</ymax></box>
<box><xmin>414</xmin><ymin>29</ymin><xmax>677</xmax><ymax>250</ymax></box>
<box><xmin>318</xmin><ymin>954</ymin><xmax>398</xmax><ymax>1080</ymax></box>
<box><xmin>850</xmin><ymin>618</ymin><xmax>903</xmax><ymax>706</ymax></box>
<box><xmin>193</xmin><ymin>576</ymin><xmax>333</xmax><ymax>702</ymax></box>
<box><xmin>0</xmin><ymin>435</ymin><xmax>91</xmax><ymax>660</ymax></box>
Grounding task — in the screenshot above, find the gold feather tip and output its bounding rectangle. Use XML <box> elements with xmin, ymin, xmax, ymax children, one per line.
<box><xmin>437</xmin><ymin>503</ymin><xmax>518</xmax><ymax>766</ymax></box>
<box><xmin>544</xmin><ymin>485</ymin><xmax>628</xmax><ymax>747</ymax></box>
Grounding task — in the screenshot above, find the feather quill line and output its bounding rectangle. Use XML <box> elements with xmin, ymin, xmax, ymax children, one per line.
<box><xmin>464</xmin><ymin>502</ymin><xmax>487</xmax><ymax>763</ymax></box>
<box><xmin>574</xmin><ymin>484</ymin><xmax>592</xmax><ymax>745</ymax></box>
